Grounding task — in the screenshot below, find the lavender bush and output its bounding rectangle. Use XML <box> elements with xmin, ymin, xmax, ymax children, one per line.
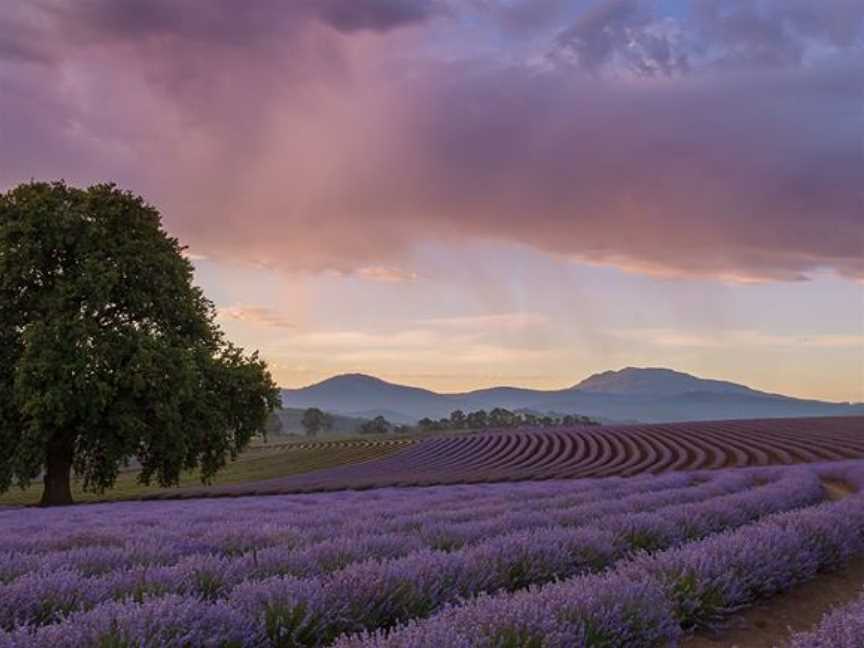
<box><xmin>338</xmin><ymin>483</ymin><xmax>864</xmax><ymax>647</ymax></box>
<box><xmin>0</xmin><ymin>471</ymin><xmax>776</xmax><ymax>633</ymax></box>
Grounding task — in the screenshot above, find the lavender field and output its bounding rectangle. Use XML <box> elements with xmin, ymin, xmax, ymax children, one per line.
<box><xmin>4</xmin><ymin>0</ymin><xmax>863</xmax><ymax>645</ymax></box>
<box><xmin>174</xmin><ymin>416</ymin><xmax>864</xmax><ymax>498</ymax></box>
<box><xmin>2</xmin><ymin>461</ymin><xmax>864</xmax><ymax>647</ymax></box>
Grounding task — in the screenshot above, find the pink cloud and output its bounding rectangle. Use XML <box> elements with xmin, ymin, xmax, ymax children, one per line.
<box><xmin>217</xmin><ymin>306</ymin><xmax>295</xmax><ymax>329</ymax></box>
<box><xmin>1</xmin><ymin>0</ymin><xmax>861</xmax><ymax>282</ymax></box>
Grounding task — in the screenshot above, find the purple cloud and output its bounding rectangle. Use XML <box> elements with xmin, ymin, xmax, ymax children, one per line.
<box><xmin>0</xmin><ymin>0</ymin><xmax>861</xmax><ymax>282</ymax></box>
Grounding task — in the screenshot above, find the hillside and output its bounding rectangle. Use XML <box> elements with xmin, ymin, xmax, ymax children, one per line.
<box><xmin>281</xmin><ymin>367</ymin><xmax>864</xmax><ymax>423</ymax></box>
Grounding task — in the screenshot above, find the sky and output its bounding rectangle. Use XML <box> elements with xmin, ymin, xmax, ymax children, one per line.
<box><xmin>1</xmin><ymin>0</ymin><xmax>862</xmax><ymax>402</ymax></box>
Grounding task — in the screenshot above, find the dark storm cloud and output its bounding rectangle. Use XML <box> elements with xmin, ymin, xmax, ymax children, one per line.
<box><xmin>0</xmin><ymin>0</ymin><xmax>445</xmax><ymax>66</ymax></box>
<box><xmin>404</xmin><ymin>60</ymin><xmax>864</xmax><ymax>281</ymax></box>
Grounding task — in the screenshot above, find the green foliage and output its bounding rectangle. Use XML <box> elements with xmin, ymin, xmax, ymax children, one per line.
<box><xmin>669</xmin><ymin>572</ymin><xmax>727</xmax><ymax>630</ymax></box>
<box><xmin>0</xmin><ymin>181</ymin><xmax>279</xmax><ymax>504</ymax></box>
<box><xmin>265</xmin><ymin>602</ymin><xmax>329</xmax><ymax>648</ymax></box>
<box><xmin>488</xmin><ymin>628</ymin><xmax>545</xmax><ymax>648</ymax></box>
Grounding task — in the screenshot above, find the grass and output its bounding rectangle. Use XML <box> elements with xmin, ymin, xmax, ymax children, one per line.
<box><xmin>0</xmin><ymin>438</ymin><xmax>411</xmax><ymax>506</ymax></box>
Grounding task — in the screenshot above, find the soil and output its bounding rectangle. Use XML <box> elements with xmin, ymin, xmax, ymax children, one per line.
<box><xmin>823</xmin><ymin>479</ymin><xmax>856</xmax><ymax>500</ymax></box>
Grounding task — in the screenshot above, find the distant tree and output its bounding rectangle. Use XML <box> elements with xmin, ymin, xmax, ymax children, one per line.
<box><xmin>302</xmin><ymin>408</ymin><xmax>331</xmax><ymax>437</ymax></box>
<box><xmin>417</xmin><ymin>417</ymin><xmax>437</xmax><ymax>432</ymax></box>
<box><xmin>359</xmin><ymin>415</ymin><xmax>391</xmax><ymax>435</ymax></box>
<box><xmin>489</xmin><ymin>407</ymin><xmax>519</xmax><ymax>428</ymax></box>
<box><xmin>449</xmin><ymin>409</ymin><xmax>466</xmax><ymax>429</ymax></box>
<box><xmin>0</xmin><ymin>181</ymin><xmax>280</xmax><ymax>506</ymax></box>
<box><xmin>373</xmin><ymin>415</ymin><xmax>391</xmax><ymax>434</ymax></box>
<box><xmin>466</xmin><ymin>410</ymin><xmax>488</xmax><ymax>430</ymax></box>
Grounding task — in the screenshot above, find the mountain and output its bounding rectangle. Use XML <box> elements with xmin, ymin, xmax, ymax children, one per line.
<box><xmin>281</xmin><ymin>374</ymin><xmax>443</xmax><ymax>417</ymax></box>
<box><xmin>573</xmin><ymin>367</ymin><xmax>759</xmax><ymax>396</ymax></box>
<box><xmin>280</xmin><ymin>367</ymin><xmax>864</xmax><ymax>424</ymax></box>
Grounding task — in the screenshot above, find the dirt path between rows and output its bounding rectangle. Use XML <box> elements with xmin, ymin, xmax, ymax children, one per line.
<box><xmin>823</xmin><ymin>479</ymin><xmax>855</xmax><ymax>501</ymax></box>
<box><xmin>683</xmin><ymin>479</ymin><xmax>862</xmax><ymax>648</ymax></box>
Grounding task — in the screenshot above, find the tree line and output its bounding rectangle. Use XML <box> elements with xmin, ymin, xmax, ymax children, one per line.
<box><xmin>418</xmin><ymin>408</ymin><xmax>599</xmax><ymax>432</ymax></box>
<box><xmin>301</xmin><ymin>408</ymin><xmax>409</xmax><ymax>437</ymax></box>
<box><xmin>300</xmin><ymin>406</ymin><xmax>598</xmax><ymax>437</ymax></box>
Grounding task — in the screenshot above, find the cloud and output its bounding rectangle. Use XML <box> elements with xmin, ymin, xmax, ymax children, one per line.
<box><xmin>552</xmin><ymin>0</ymin><xmax>864</xmax><ymax>75</ymax></box>
<box><xmin>612</xmin><ymin>328</ymin><xmax>864</xmax><ymax>350</ymax></box>
<box><xmin>693</xmin><ymin>0</ymin><xmax>864</xmax><ymax>67</ymax></box>
<box><xmin>405</xmin><ymin>57</ymin><xmax>863</xmax><ymax>282</ymax></box>
<box><xmin>1</xmin><ymin>0</ymin><xmax>862</xmax><ymax>283</ymax></box>
<box><xmin>417</xmin><ymin>312</ymin><xmax>549</xmax><ymax>332</ymax></box>
<box><xmin>552</xmin><ymin>0</ymin><xmax>679</xmax><ymax>75</ymax></box>
<box><xmin>277</xmin><ymin>327</ymin><xmax>556</xmax><ymax>367</ymax></box>
<box><xmin>469</xmin><ymin>0</ymin><xmax>570</xmax><ymax>35</ymax></box>
<box><xmin>3</xmin><ymin>0</ymin><xmax>444</xmax><ymax>58</ymax></box>
<box><xmin>218</xmin><ymin>306</ymin><xmax>295</xmax><ymax>329</ymax></box>
<box><xmin>355</xmin><ymin>266</ymin><xmax>419</xmax><ymax>282</ymax></box>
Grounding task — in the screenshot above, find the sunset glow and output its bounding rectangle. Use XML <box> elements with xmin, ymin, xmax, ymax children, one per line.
<box><xmin>2</xmin><ymin>0</ymin><xmax>862</xmax><ymax>402</ymax></box>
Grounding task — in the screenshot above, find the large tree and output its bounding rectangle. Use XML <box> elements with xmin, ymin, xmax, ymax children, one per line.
<box><xmin>0</xmin><ymin>181</ymin><xmax>280</xmax><ymax>506</ymax></box>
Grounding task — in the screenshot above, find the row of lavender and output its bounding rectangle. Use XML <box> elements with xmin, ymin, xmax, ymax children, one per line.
<box><xmin>0</xmin><ymin>464</ymin><xmax>853</xmax><ymax>646</ymax></box>
<box><xmin>789</xmin><ymin>589</ymin><xmax>864</xmax><ymax>647</ymax></box>
<box><xmin>780</xmin><ymin>462</ymin><xmax>864</xmax><ymax>648</ymax></box>
<box><xmin>0</xmin><ymin>470</ymin><xmax>770</xmax><ymax>632</ymax></box>
<box><xmin>339</xmin><ymin>468</ymin><xmax>864</xmax><ymax>647</ymax></box>
<box><xmin>0</xmin><ymin>472</ymin><xmax>717</xmax><ymax>580</ymax></box>
<box><xmin>192</xmin><ymin>417</ymin><xmax>864</xmax><ymax>497</ymax></box>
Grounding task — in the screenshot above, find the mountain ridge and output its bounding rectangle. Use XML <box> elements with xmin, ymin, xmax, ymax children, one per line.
<box><xmin>281</xmin><ymin>367</ymin><xmax>863</xmax><ymax>424</ymax></box>
<box><xmin>571</xmin><ymin>366</ymin><xmax>767</xmax><ymax>397</ymax></box>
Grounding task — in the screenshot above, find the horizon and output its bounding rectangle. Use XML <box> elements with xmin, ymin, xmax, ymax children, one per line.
<box><xmin>283</xmin><ymin>366</ymin><xmax>864</xmax><ymax>405</ymax></box>
<box><xmin>3</xmin><ymin>0</ymin><xmax>863</xmax><ymax>403</ymax></box>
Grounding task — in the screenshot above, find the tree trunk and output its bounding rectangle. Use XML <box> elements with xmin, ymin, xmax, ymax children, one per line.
<box><xmin>40</xmin><ymin>442</ymin><xmax>74</xmax><ymax>507</ymax></box>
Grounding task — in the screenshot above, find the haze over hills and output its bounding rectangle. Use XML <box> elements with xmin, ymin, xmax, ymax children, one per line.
<box><xmin>281</xmin><ymin>367</ymin><xmax>864</xmax><ymax>424</ymax></box>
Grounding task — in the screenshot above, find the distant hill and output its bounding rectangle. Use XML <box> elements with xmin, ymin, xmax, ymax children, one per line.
<box><xmin>282</xmin><ymin>375</ymin><xmax>441</xmax><ymax>423</ymax></box>
<box><xmin>281</xmin><ymin>367</ymin><xmax>864</xmax><ymax>424</ymax></box>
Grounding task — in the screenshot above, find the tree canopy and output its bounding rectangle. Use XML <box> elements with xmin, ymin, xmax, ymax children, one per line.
<box><xmin>0</xmin><ymin>181</ymin><xmax>280</xmax><ymax>505</ymax></box>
